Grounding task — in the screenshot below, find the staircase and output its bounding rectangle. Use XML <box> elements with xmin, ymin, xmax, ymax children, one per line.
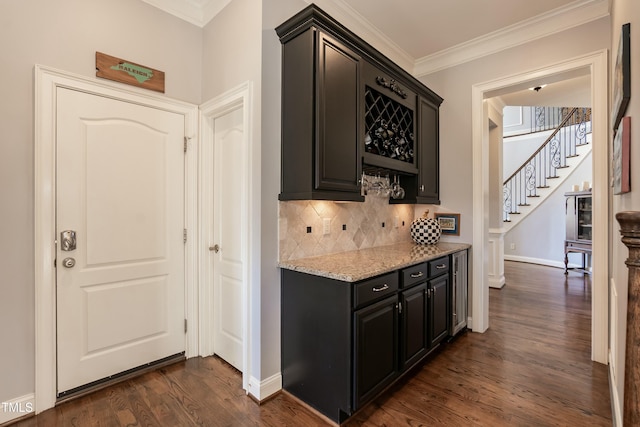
<box><xmin>503</xmin><ymin>107</ymin><xmax>592</xmax><ymax>229</ymax></box>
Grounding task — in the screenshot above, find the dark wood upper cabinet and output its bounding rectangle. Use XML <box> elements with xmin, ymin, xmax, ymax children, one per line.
<box><xmin>276</xmin><ymin>4</ymin><xmax>443</xmax><ymax>203</ymax></box>
<box><xmin>417</xmin><ymin>96</ymin><xmax>441</xmax><ymax>204</ymax></box>
<box><xmin>315</xmin><ymin>33</ymin><xmax>362</xmax><ymax>195</ymax></box>
<box><xmin>277</xmin><ymin>23</ymin><xmax>363</xmax><ymax>201</ymax></box>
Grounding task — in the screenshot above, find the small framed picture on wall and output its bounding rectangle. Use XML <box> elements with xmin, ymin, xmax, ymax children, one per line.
<box><xmin>435</xmin><ymin>213</ymin><xmax>460</xmax><ymax>236</ymax></box>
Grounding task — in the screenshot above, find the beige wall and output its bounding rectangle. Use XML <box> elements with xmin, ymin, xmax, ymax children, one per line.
<box><xmin>610</xmin><ymin>0</ymin><xmax>640</xmax><ymax>421</ymax></box>
<box><xmin>259</xmin><ymin>0</ymin><xmax>305</xmax><ymax>385</ymax></box>
<box><xmin>0</xmin><ymin>0</ymin><xmax>201</xmax><ymax>404</ymax></box>
<box><xmin>201</xmin><ymin>0</ymin><xmax>267</xmax><ymax>383</ymax></box>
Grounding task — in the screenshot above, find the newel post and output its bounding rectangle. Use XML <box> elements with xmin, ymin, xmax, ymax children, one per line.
<box><xmin>616</xmin><ymin>211</ymin><xmax>640</xmax><ymax>426</ymax></box>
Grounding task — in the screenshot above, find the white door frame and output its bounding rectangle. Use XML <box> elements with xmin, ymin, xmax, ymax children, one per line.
<box><xmin>198</xmin><ymin>82</ymin><xmax>253</xmax><ymax>393</ymax></box>
<box><xmin>470</xmin><ymin>50</ymin><xmax>609</xmax><ymax>363</ymax></box>
<box><xmin>34</xmin><ymin>65</ymin><xmax>199</xmax><ymax>413</ymax></box>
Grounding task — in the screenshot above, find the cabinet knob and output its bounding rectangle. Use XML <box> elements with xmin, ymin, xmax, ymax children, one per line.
<box><xmin>372</xmin><ymin>284</ymin><xmax>389</xmax><ymax>292</ymax></box>
<box><xmin>420</xmin><ymin>184</ymin><xmax>425</xmax><ymax>192</ymax></box>
<box><xmin>410</xmin><ymin>271</ymin><xmax>424</xmax><ymax>278</ymax></box>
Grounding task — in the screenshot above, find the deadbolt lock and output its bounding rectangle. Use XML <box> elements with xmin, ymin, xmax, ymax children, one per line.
<box><xmin>61</xmin><ymin>230</ymin><xmax>77</xmax><ymax>251</ymax></box>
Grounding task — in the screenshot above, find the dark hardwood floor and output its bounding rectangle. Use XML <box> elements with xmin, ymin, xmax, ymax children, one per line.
<box><xmin>10</xmin><ymin>261</ymin><xmax>611</xmax><ymax>426</ymax></box>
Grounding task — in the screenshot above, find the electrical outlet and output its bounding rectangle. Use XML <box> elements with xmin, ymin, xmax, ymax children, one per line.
<box><xmin>323</xmin><ymin>218</ymin><xmax>331</xmax><ymax>235</ymax></box>
<box><xmin>510</xmin><ymin>243</ymin><xmax>516</xmax><ymax>250</ymax></box>
<box><xmin>394</xmin><ymin>216</ymin><xmax>399</xmax><ymax>228</ymax></box>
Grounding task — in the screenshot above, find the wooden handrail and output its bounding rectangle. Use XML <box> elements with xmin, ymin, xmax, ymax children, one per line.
<box><xmin>503</xmin><ymin>107</ymin><xmax>578</xmax><ymax>185</ymax></box>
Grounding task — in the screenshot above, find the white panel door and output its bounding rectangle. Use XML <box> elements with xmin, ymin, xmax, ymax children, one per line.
<box><xmin>212</xmin><ymin>107</ymin><xmax>244</xmax><ymax>371</ymax></box>
<box><xmin>56</xmin><ymin>87</ymin><xmax>185</xmax><ymax>394</ymax></box>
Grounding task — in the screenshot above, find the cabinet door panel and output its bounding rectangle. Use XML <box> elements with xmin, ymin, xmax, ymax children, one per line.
<box><xmin>400</xmin><ymin>283</ymin><xmax>428</xmax><ymax>369</ymax></box>
<box><xmin>316</xmin><ymin>33</ymin><xmax>361</xmax><ymax>193</ymax></box>
<box><xmin>354</xmin><ymin>295</ymin><xmax>398</xmax><ymax>408</ymax></box>
<box><xmin>429</xmin><ymin>275</ymin><xmax>449</xmax><ymax>347</ymax></box>
<box><xmin>417</xmin><ymin>96</ymin><xmax>440</xmax><ymax>203</ymax></box>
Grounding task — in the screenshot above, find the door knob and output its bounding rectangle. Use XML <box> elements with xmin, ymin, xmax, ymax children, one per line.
<box><xmin>209</xmin><ymin>244</ymin><xmax>220</xmax><ymax>253</ymax></box>
<box><xmin>62</xmin><ymin>257</ymin><xmax>76</xmax><ymax>268</ymax></box>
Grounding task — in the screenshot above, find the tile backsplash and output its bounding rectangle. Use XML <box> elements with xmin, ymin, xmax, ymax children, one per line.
<box><xmin>279</xmin><ymin>197</ymin><xmax>414</xmax><ymax>261</ymax></box>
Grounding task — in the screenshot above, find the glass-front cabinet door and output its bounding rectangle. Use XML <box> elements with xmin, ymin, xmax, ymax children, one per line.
<box><xmin>576</xmin><ymin>195</ymin><xmax>592</xmax><ymax>241</ymax></box>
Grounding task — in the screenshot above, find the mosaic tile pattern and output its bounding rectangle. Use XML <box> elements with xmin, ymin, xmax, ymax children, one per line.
<box><xmin>278</xmin><ymin>197</ymin><xmax>414</xmax><ymax>261</ymax></box>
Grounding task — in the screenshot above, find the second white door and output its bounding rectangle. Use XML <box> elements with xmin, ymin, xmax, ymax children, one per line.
<box><xmin>211</xmin><ymin>106</ymin><xmax>245</xmax><ymax>371</ymax></box>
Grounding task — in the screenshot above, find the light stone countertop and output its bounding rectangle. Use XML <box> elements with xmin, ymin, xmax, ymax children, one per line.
<box><xmin>278</xmin><ymin>241</ymin><xmax>471</xmax><ymax>282</ymax></box>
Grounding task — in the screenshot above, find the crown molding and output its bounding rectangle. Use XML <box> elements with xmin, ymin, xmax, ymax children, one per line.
<box><xmin>141</xmin><ymin>0</ymin><xmax>609</xmax><ymax>74</ymax></box>
<box><xmin>140</xmin><ymin>0</ymin><xmax>231</xmax><ymax>27</ymax></box>
<box><xmin>414</xmin><ymin>0</ymin><xmax>610</xmax><ymax>77</ymax></box>
<box><xmin>310</xmin><ymin>0</ymin><xmax>416</xmax><ymax>72</ymax></box>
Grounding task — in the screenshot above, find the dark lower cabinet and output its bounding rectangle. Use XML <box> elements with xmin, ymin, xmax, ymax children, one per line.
<box><xmin>429</xmin><ymin>274</ymin><xmax>450</xmax><ymax>347</ymax></box>
<box><xmin>354</xmin><ymin>295</ymin><xmax>398</xmax><ymax>408</ymax></box>
<box><xmin>281</xmin><ymin>253</ymin><xmax>460</xmax><ymax>424</ymax></box>
<box><xmin>399</xmin><ymin>283</ymin><xmax>428</xmax><ymax>370</ymax></box>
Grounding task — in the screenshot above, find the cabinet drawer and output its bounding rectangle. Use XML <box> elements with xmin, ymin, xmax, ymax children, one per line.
<box><xmin>566</xmin><ymin>241</ymin><xmax>592</xmax><ymax>252</ymax></box>
<box><xmin>428</xmin><ymin>256</ymin><xmax>449</xmax><ymax>277</ymax></box>
<box><xmin>354</xmin><ymin>272</ymin><xmax>398</xmax><ymax>309</ymax></box>
<box><xmin>401</xmin><ymin>262</ymin><xmax>428</xmax><ymax>288</ymax></box>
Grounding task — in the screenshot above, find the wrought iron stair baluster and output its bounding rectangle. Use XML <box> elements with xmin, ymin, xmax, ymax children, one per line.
<box><xmin>503</xmin><ymin>107</ymin><xmax>591</xmax><ymax>222</ymax></box>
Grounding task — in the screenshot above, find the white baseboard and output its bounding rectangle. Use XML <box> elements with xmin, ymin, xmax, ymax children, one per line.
<box><xmin>247</xmin><ymin>373</ymin><xmax>282</xmax><ymax>402</ymax></box>
<box><xmin>504</xmin><ymin>254</ymin><xmax>581</xmax><ymax>270</ymax></box>
<box><xmin>0</xmin><ymin>394</ymin><xmax>35</xmax><ymax>424</ymax></box>
<box><xmin>489</xmin><ymin>275</ymin><xmax>505</xmax><ymax>288</ymax></box>
<box><xmin>609</xmin><ymin>351</ymin><xmax>622</xmax><ymax>427</ymax></box>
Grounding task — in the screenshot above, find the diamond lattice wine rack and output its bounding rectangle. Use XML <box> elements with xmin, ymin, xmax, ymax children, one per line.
<box><xmin>363</xmin><ymin>86</ymin><xmax>417</xmax><ymax>174</ymax></box>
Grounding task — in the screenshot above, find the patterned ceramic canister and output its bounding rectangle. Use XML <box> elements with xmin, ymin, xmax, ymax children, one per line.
<box><xmin>410</xmin><ymin>210</ymin><xmax>441</xmax><ymax>245</ymax></box>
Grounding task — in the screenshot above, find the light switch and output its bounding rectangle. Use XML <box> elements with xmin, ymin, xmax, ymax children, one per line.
<box><xmin>323</xmin><ymin>218</ymin><xmax>331</xmax><ymax>235</ymax></box>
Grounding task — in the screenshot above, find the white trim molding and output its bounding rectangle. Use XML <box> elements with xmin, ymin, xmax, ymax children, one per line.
<box><xmin>198</xmin><ymin>81</ymin><xmax>254</xmax><ymax>394</ymax></box>
<box><xmin>34</xmin><ymin>65</ymin><xmax>199</xmax><ymax>413</ymax></box>
<box><xmin>471</xmin><ymin>50</ymin><xmax>609</xmax><ymax>364</ymax></box>
<box><xmin>504</xmin><ymin>255</ymin><xmax>577</xmax><ymax>270</ymax></box>
<box><xmin>488</xmin><ymin>228</ymin><xmax>506</xmax><ymax>289</ymax></box>
<box><xmin>139</xmin><ymin>0</ymin><xmax>232</xmax><ymax>27</ymax></box>
<box><xmin>248</xmin><ymin>373</ymin><xmax>282</xmax><ymax>402</ymax></box>
<box><xmin>415</xmin><ymin>0</ymin><xmax>609</xmax><ymax>76</ymax></box>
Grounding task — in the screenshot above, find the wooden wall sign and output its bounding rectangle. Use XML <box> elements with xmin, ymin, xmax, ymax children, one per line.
<box><xmin>96</xmin><ymin>52</ymin><xmax>165</xmax><ymax>93</ymax></box>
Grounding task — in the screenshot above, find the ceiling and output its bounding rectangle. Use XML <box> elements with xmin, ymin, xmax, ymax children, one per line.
<box><xmin>141</xmin><ymin>0</ymin><xmax>609</xmax><ymax>105</ymax></box>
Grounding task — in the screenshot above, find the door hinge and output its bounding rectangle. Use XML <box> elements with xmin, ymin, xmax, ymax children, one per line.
<box><xmin>183</xmin><ymin>229</ymin><xmax>187</xmax><ymax>243</ymax></box>
<box><xmin>184</xmin><ymin>137</ymin><xmax>188</xmax><ymax>153</ymax></box>
<box><xmin>184</xmin><ymin>319</ymin><xmax>187</xmax><ymax>333</ymax></box>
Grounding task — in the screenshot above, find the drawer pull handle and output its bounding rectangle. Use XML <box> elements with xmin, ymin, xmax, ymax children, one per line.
<box><xmin>372</xmin><ymin>284</ymin><xmax>389</xmax><ymax>292</ymax></box>
<box><xmin>410</xmin><ymin>272</ymin><xmax>424</xmax><ymax>278</ymax></box>
<box><xmin>436</xmin><ymin>264</ymin><xmax>447</xmax><ymax>269</ymax></box>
